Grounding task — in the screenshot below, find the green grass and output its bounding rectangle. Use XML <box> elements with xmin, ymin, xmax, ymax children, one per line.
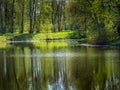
<box><xmin>0</xmin><ymin>31</ymin><xmax>73</xmax><ymax>41</ymax></box>
<box><xmin>0</xmin><ymin>36</ymin><xmax>7</xmax><ymax>41</ymax></box>
<box><xmin>33</xmin><ymin>31</ymin><xmax>73</xmax><ymax>40</ymax></box>
<box><xmin>0</xmin><ymin>31</ymin><xmax>73</xmax><ymax>48</ymax></box>
<box><xmin>1</xmin><ymin>30</ymin><xmax>119</xmax><ymax>46</ymax></box>
<box><xmin>0</xmin><ymin>32</ymin><xmax>20</xmax><ymax>41</ymax></box>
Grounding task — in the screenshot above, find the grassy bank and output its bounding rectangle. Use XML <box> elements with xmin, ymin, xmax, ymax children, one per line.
<box><xmin>0</xmin><ymin>31</ymin><xmax>120</xmax><ymax>47</ymax></box>
<box><xmin>0</xmin><ymin>31</ymin><xmax>73</xmax><ymax>42</ymax></box>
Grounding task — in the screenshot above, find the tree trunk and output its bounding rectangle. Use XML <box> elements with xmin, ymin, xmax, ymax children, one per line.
<box><xmin>10</xmin><ymin>0</ymin><xmax>15</xmax><ymax>33</ymax></box>
<box><xmin>21</xmin><ymin>0</ymin><xmax>25</xmax><ymax>33</ymax></box>
<box><xmin>29</xmin><ymin>0</ymin><xmax>33</xmax><ymax>33</ymax></box>
<box><xmin>57</xmin><ymin>1</ymin><xmax>61</xmax><ymax>31</ymax></box>
<box><xmin>4</xmin><ymin>0</ymin><xmax>8</xmax><ymax>33</ymax></box>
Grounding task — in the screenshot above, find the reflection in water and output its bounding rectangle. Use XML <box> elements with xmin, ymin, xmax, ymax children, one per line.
<box><xmin>0</xmin><ymin>41</ymin><xmax>120</xmax><ymax>90</ymax></box>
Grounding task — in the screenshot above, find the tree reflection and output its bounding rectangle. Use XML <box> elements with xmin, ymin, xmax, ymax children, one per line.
<box><xmin>0</xmin><ymin>42</ymin><xmax>120</xmax><ymax>90</ymax></box>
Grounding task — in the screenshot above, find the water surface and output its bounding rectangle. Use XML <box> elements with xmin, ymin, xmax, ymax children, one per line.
<box><xmin>0</xmin><ymin>41</ymin><xmax>120</xmax><ymax>90</ymax></box>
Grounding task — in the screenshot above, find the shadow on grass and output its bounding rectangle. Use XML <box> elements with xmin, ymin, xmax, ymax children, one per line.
<box><xmin>10</xmin><ymin>33</ymin><xmax>35</xmax><ymax>41</ymax></box>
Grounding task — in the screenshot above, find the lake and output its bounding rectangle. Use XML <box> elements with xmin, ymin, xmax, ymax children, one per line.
<box><xmin>0</xmin><ymin>40</ymin><xmax>120</xmax><ymax>90</ymax></box>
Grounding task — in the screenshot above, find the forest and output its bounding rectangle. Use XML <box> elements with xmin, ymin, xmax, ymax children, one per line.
<box><xmin>0</xmin><ymin>0</ymin><xmax>120</xmax><ymax>45</ymax></box>
<box><xmin>0</xmin><ymin>1</ymin><xmax>120</xmax><ymax>90</ymax></box>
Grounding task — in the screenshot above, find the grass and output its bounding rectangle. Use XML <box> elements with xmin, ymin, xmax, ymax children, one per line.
<box><xmin>33</xmin><ymin>31</ymin><xmax>73</xmax><ymax>40</ymax></box>
<box><xmin>0</xmin><ymin>33</ymin><xmax>19</xmax><ymax>41</ymax></box>
<box><xmin>0</xmin><ymin>36</ymin><xmax>7</xmax><ymax>41</ymax></box>
<box><xmin>0</xmin><ymin>31</ymin><xmax>73</xmax><ymax>42</ymax></box>
<box><xmin>0</xmin><ymin>31</ymin><xmax>73</xmax><ymax>48</ymax></box>
<box><xmin>1</xmin><ymin>31</ymin><xmax>119</xmax><ymax>47</ymax></box>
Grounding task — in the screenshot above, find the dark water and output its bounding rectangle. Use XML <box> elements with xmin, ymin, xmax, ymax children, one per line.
<box><xmin>0</xmin><ymin>41</ymin><xmax>120</xmax><ymax>90</ymax></box>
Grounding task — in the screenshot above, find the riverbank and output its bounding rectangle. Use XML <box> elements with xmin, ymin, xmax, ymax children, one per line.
<box><xmin>78</xmin><ymin>38</ymin><xmax>120</xmax><ymax>47</ymax></box>
<box><xmin>110</xmin><ymin>38</ymin><xmax>120</xmax><ymax>46</ymax></box>
<box><xmin>0</xmin><ymin>31</ymin><xmax>120</xmax><ymax>47</ymax></box>
<box><xmin>0</xmin><ymin>31</ymin><xmax>73</xmax><ymax>42</ymax></box>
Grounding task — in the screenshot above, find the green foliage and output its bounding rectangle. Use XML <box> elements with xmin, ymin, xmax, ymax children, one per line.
<box><xmin>66</xmin><ymin>0</ymin><xmax>120</xmax><ymax>44</ymax></box>
<box><xmin>78</xmin><ymin>38</ymin><xmax>87</xmax><ymax>44</ymax></box>
<box><xmin>87</xmin><ymin>30</ymin><xmax>108</xmax><ymax>44</ymax></box>
<box><xmin>110</xmin><ymin>38</ymin><xmax>120</xmax><ymax>46</ymax></box>
<box><xmin>0</xmin><ymin>0</ymin><xmax>120</xmax><ymax>45</ymax></box>
<box><xmin>67</xmin><ymin>31</ymin><xmax>85</xmax><ymax>39</ymax></box>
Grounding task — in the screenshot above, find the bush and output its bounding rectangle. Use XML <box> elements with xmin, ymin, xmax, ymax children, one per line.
<box><xmin>67</xmin><ymin>31</ymin><xmax>85</xmax><ymax>39</ymax></box>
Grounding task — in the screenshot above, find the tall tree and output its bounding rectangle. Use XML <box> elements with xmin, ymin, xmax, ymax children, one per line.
<box><xmin>0</xmin><ymin>0</ymin><xmax>5</xmax><ymax>33</ymax></box>
<box><xmin>29</xmin><ymin>0</ymin><xmax>33</xmax><ymax>33</ymax></box>
<box><xmin>51</xmin><ymin>0</ymin><xmax>57</xmax><ymax>32</ymax></box>
<box><xmin>20</xmin><ymin>0</ymin><xmax>25</xmax><ymax>33</ymax></box>
<box><xmin>10</xmin><ymin>0</ymin><xmax>15</xmax><ymax>33</ymax></box>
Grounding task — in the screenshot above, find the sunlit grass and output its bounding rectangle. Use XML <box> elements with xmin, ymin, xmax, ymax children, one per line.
<box><xmin>0</xmin><ymin>36</ymin><xmax>7</xmax><ymax>41</ymax></box>
<box><xmin>0</xmin><ymin>31</ymin><xmax>73</xmax><ymax>41</ymax></box>
<box><xmin>0</xmin><ymin>31</ymin><xmax>72</xmax><ymax>48</ymax></box>
<box><xmin>0</xmin><ymin>33</ymin><xmax>20</xmax><ymax>41</ymax></box>
<box><xmin>32</xmin><ymin>31</ymin><xmax>73</xmax><ymax>40</ymax></box>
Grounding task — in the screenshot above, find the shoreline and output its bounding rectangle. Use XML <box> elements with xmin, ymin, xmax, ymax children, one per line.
<box><xmin>0</xmin><ymin>32</ymin><xmax>120</xmax><ymax>47</ymax></box>
<box><xmin>0</xmin><ymin>39</ymin><xmax>120</xmax><ymax>48</ymax></box>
